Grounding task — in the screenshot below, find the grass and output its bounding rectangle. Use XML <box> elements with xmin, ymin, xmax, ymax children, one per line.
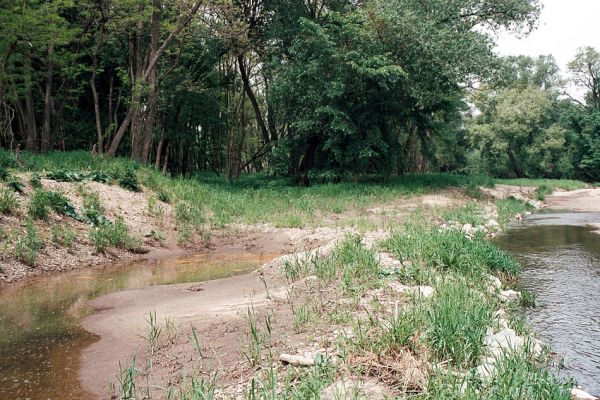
<box><xmin>497</xmin><ymin>197</ymin><xmax>534</xmax><ymax>227</ymax></box>
<box><xmin>427</xmin><ymin>280</ymin><xmax>494</xmax><ymax>367</ymax></box>
<box><xmin>496</xmin><ymin>178</ymin><xmax>587</xmax><ymax>191</ymax></box>
<box><xmin>385</xmin><ymin>223</ymin><xmax>521</xmax><ymax>279</ymax></box>
<box><xmin>14</xmin><ymin>220</ymin><xmax>45</xmax><ymax>266</ymax></box>
<box><xmin>0</xmin><ymin>188</ymin><xmax>18</xmax><ymax>214</ymax></box>
<box><xmin>425</xmin><ymin>346</ymin><xmax>572</xmax><ymax>399</ymax></box>
<box><xmin>89</xmin><ymin>217</ymin><xmax>141</xmax><ymax>252</ymax></box>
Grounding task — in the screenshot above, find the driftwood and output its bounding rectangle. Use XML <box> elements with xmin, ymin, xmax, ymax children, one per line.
<box><xmin>279</xmin><ymin>354</ymin><xmax>315</xmax><ymax>366</ymax></box>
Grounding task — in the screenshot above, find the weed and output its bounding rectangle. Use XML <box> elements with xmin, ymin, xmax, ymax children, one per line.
<box><xmin>385</xmin><ymin>224</ymin><xmax>520</xmax><ymax>278</ymax></box>
<box><xmin>51</xmin><ymin>225</ymin><xmax>76</xmax><ymax>249</ymax></box>
<box><xmin>28</xmin><ymin>190</ymin><xmax>50</xmax><ymax>220</ymax></box>
<box><xmin>7</xmin><ymin>176</ymin><xmax>24</xmax><ymax>193</ymax></box>
<box><xmin>443</xmin><ymin>201</ymin><xmax>486</xmax><ymax>226</ymax></box>
<box><xmin>15</xmin><ymin>220</ymin><xmax>45</xmax><ymax>266</ymax></box>
<box><xmin>427</xmin><ymin>280</ymin><xmax>494</xmax><ymax>368</ymax></box>
<box><xmin>157</xmin><ymin>189</ymin><xmax>171</xmax><ymax>203</ymax></box>
<box><xmin>0</xmin><ymin>188</ymin><xmax>18</xmax><ymax>215</ymax></box>
<box><xmin>520</xmin><ymin>289</ymin><xmax>537</xmax><ymax>308</ymax></box>
<box><xmin>29</xmin><ymin>173</ymin><xmax>42</xmax><ymax>189</ymax></box>
<box><xmin>535</xmin><ymin>184</ymin><xmax>553</xmax><ymax>201</ymax></box>
<box><xmin>190</xmin><ymin>325</ymin><xmax>204</xmax><ymax>359</ymax></box>
<box><xmin>117</xmin><ymin>356</ymin><xmax>137</xmax><ymax>400</ymax></box>
<box><xmin>118</xmin><ymin>169</ymin><xmax>140</xmax><ymax>192</ymax></box>
<box><xmin>89</xmin><ymin>218</ymin><xmax>140</xmax><ymax>252</ymax></box>
<box><xmin>293</xmin><ymin>304</ymin><xmax>313</xmax><ymax>332</ymax></box>
<box><xmin>497</xmin><ymin>197</ymin><xmax>533</xmax><ymax>227</ymax></box>
<box><xmin>141</xmin><ymin>310</ymin><xmax>162</xmax><ymax>354</ymax></box>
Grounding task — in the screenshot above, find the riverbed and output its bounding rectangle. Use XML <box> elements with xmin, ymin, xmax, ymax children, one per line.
<box><xmin>497</xmin><ymin>212</ymin><xmax>600</xmax><ymax>394</ymax></box>
<box><xmin>0</xmin><ymin>252</ymin><xmax>273</xmax><ymax>400</ymax></box>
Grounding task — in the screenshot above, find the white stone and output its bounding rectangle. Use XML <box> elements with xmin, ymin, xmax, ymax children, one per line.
<box><xmin>461</xmin><ymin>223</ymin><xmax>474</xmax><ymax>235</ymax></box>
<box><xmin>486</xmin><ymin>219</ymin><xmax>500</xmax><ymax>229</ymax></box>
<box><xmin>476</xmin><ymin>362</ymin><xmax>497</xmax><ymax>381</ymax></box>
<box><xmin>322</xmin><ymin>379</ymin><xmax>393</xmax><ymax>400</ymax></box>
<box><xmin>488</xmin><ymin>276</ymin><xmax>502</xmax><ymax>290</ymax></box>
<box><xmin>571</xmin><ymin>388</ymin><xmax>598</xmax><ymax>400</ymax></box>
<box><xmin>484</xmin><ymin>328</ymin><xmax>524</xmax><ymax>352</ymax></box>
<box><xmin>279</xmin><ymin>354</ymin><xmax>315</xmax><ymax>366</ymax></box>
<box><xmin>499</xmin><ymin>290</ymin><xmax>521</xmax><ymax>302</ymax></box>
<box><xmin>388</xmin><ymin>282</ymin><xmax>434</xmax><ymax>298</ymax></box>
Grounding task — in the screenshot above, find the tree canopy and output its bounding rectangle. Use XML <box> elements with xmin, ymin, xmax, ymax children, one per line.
<box><xmin>1</xmin><ymin>0</ymin><xmax>598</xmax><ymax>182</ymax></box>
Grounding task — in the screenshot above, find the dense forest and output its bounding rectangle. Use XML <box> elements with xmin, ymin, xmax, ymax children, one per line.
<box><xmin>0</xmin><ymin>0</ymin><xmax>598</xmax><ymax>182</ymax></box>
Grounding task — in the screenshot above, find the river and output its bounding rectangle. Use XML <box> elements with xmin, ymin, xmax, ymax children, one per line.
<box><xmin>497</xmin><ymin>212</ymin><xmax>600</xmax><ymax>394</ymax></box>
<box><xmin>0</xmin><ymin>252</ymin><xmax>272</xmax><ymax>399</ymax></box>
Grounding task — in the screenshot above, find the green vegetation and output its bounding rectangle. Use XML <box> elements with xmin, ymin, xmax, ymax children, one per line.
<box><xmin>427</xmin><ymin>280</ymin><xmax>494</xmax><ymax>367</ymax></box>
<box><xmin>14</xmin><ymin>221</ymin><xmax>44</xmax><ymax>266</ymax></box>
<box><xmin>89</xmin><ymin>218</ymin><xmax>141</xmax><ymax>252</ymax></box>
<box><xmin>0</xmin><ymin>188</ymin><xmax>18</xmax><ymax>215</ymax></box>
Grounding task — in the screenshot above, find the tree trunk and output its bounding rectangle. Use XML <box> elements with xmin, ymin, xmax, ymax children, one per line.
<box><xmin>139</xmin><ymin>0</ymin><xmax>161</xmax><ymax>164</ymax></box>
<box><xmin>237</xmin><ymin>55</ymin><xmax>271</xmax><ymax>145</ymax></box>
<box><xmin>107</xmin><ymin>0</ymin><xmax>204</xmax><ymax>157</ymax></box>
<box><xmin>91</xmin><ymin>23</ymin><xmax>105</xmax><ymax>154</ymax></box>
<box><xmin>23</xmin><ymin>51</ymin><xmax>38</xmax><ymax>152</ymax></box>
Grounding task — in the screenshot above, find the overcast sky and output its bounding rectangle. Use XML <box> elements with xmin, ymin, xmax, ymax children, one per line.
<box><xmin>495</xmin><ymin>0</ymin><xmax>600</xmax><ymax>72</ymax></box>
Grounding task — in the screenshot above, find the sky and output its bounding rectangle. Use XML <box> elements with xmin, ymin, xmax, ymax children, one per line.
<box><xmin>495</xmin><ymin>0</ymin><xmax>600</xmax><ymax>73</ymax></box>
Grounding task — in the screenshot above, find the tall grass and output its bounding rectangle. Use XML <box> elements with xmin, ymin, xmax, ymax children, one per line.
<box><xmin>385</xmin><ymin>224</ymin><xmax>520</xmax><ymax>278</ymax></box>
<box><xmin>427</xmin><ymin>280</ymin><xmax>494</xmax><ymax>367</ymax></box>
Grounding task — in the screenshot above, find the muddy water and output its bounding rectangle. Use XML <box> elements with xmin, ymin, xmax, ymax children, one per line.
<box><xmin>497</xmin><ymin>212</ymin><xmax>600</xmax><ymax>394</ymax></box>
<box><xmin>0</xmin><ymin>252</ymin><xmax>273</xmax><ymax>400</ymax></box>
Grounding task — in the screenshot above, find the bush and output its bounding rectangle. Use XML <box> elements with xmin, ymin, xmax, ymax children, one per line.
<box><xmin>28</xmin><ymin>190</ymin><xmax>50</xmax><ymax>220</ymax></box>
<box><xmin>0</xmin><ymin>189</ymin><xmax>19</xmax><ymax>215</ymax></box>
<box><xmin>30</xmin><ymin>173</ymin><xmax>42</xmax><ymax>189</ymax></box>
<box><xmin>7</xmin><ymin>176</ymin><xmax>24</xmax><ymax>193</ymax></box>
<box><xmin>117</xmin><ymin>169</ymin><xmax>140</xmax><ymax>192</ymax></box>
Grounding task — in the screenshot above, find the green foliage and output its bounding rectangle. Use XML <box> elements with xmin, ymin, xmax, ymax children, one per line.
<box><xmin>28</xmin><ymin>190</ymin><xmax>50</xmax><ymax>220</ymax></box>
<box><xmin>7</xmin><ymin>176</ymin><xmax>25</xmax><ymax>193</ymax></box>
<box><xmin>385</xmin><ymin>224</ymin><xmax>521</xmax><ymax>278</ymax></box>
<box><xmin>89</xmin><ymin>217</ymin><xmax>140</xmax><ymax>252</ymax></box>
<box><xmin>428</xmin><ymin>280</ymin><xmax>494</xmax><ymax>367</ymax></box>
<box><xmin>0</xmin><ymin>188</ymin><xmax>19</xmax><ymax>215</ymax></box>
<box><xmin>51</xmin><ymin>225</ymin><xmax>76</xmax><ymax>249</ymax></box>
<box><xmin>29</xmin><ymin>173</ymin><xmax>42</xmax><ymax>189</ymax></box>
<box><xmin>496</xmin><ymin>198</ymin><xmax>533</xmax><ymax>226</ymax></box>
<box><xmin>117</xmin><ymin>170</ymin><xmax>140</xmax><ymax>192</ymax></box>
<box><xmin>426</xmin><ymin>347</ymin><xmax>572</xmax><ymax>399</ymax></box>
<box><xmin>15</xmin><ymin>221</ymin><xmax>45</xmax><ymax>266</ymax></box>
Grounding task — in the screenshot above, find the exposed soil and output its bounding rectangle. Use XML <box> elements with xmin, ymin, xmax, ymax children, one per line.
<box><xmin>545</xmin><ymin>188</ymin><xmax>600</xmax><ymax>213</ymax></box>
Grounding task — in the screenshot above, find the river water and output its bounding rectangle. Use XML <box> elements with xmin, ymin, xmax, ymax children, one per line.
<box><xmin>0</xmin><ymin>252</ymin><xmax>273</xmax><ymax>400</ymax></box>
<box><xmin>497</xmin><ymin>212</ymin><xmax>600</xmax><ymax>394</ymax></box>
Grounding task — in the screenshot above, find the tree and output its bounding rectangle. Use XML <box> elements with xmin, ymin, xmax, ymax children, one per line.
<box><xmin>568</xmin><ymin>47</ymin><xmax>600</xmax><ymax>110</ymax></box>
<box><xmin>468</xmin><ymin>87</ymin><xmax>566</xmax><ymax>178</ymax></box>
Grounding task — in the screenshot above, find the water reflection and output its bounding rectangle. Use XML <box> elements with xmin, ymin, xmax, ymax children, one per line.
<box><xmin>497</xmin><ymin>216</ymin><xmax>600</xmax><ymax>393</ymax></box>
<box><xmin>0</xmin><ymin>252</ymin><xmax>273</xmax><ymax>400</ymax></box>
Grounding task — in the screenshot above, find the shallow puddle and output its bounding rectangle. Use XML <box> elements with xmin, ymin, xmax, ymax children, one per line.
<box><xmin>497</xmin><ymin>212</ymin><xmax>600</xmax><ymax>394</ymax></box>
<box><xmin>0</xmin><ymin>252</ymin><xmax>273</xmax><ymax>399</ymax></box>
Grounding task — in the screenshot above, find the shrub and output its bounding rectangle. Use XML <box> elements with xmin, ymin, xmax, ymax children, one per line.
<box><xmin>7</xmin><ymin>176</ymin><xmax>24</xmax><ymax>193</ymax></box>
<box><xmin>29</xmin><ymin>173</ymin><xmax>42</xmax><ymax>189</ymax></box>
<box><xmin>0</xmin><ymin>189</ymin><xmax>19</xmax><ymax>215</ymax></box>
<box><xmin>157</xmin><ymin>189</ymin><xmax>170</xmax><ymax>203</ymax></box>
<box><xmin>117</xmin><ymin>169</ymin><xmax>140</xmax><ymax>192</ymax></box>
<box><xmin>0</xmin><ymin>167</ymin><xmax>9</xmax><ymax>181</ymax></box>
